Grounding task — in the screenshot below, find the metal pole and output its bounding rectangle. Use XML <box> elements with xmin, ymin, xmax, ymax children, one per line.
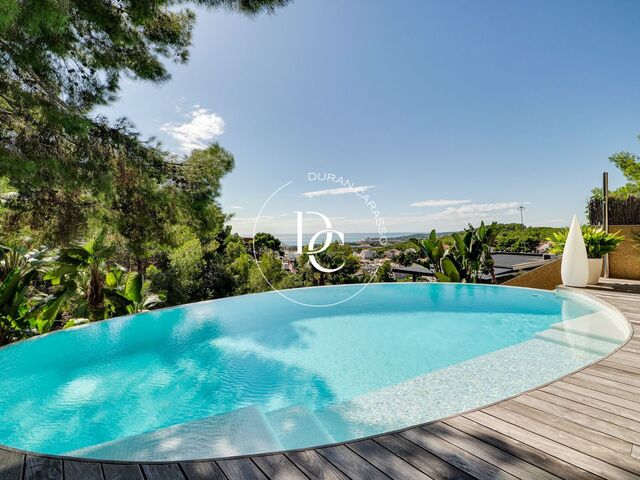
<box><xmin>603</xmin><ymin>172</ymin><xmax>609</xmax><ymax>278</ymax></box>
<box><xmin>519</xmin><ymin>206</ymin><xmax>525</xmax><ymax>226</ymax></box>
<box><xmin>518</xmin><ymin>205</ymin><xmax>525</xmax><ymax>252</ymax></box>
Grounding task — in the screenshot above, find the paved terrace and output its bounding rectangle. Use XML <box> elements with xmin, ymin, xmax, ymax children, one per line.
<box><xmin>2</xmin><ymin>279</ymin><xmax>640</xmax><ymax>480</ymax></box>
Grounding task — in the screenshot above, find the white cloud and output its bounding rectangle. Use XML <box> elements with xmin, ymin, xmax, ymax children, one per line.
<box><xmin>410</xmin><ymin>199</ymin><xmax>471</xmax><ymax>207</ymax></box>
<box><xmin>425</xmin><ymin>202</ymin><xmax>526</xmax><ymax>221</ymax></box>
<box><xmin>303</xmin><ymin>185</ymin><xmax>375</xmax><ymax>198</ymax></box>
<box><xmin>161</xmin><ymin>107</ymin><xmax>225</xmax><ymax>153</ymax></box>
<box><xmin>230</xmin><ymin>205</ymin><xmax>244</xmax><ymax>210</ymax></box>
<box><xmin>372</xmin><ymin>201</ymin><xmax>530</xmax><ymax>230</ymax></box>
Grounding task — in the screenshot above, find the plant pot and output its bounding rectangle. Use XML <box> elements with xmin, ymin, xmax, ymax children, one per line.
<box><xmin>587</xmin><ymin>258</ymin><xmax>603</xmax><ymax>285</ymax></box>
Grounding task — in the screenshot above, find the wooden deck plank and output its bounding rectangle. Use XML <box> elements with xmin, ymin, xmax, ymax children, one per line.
<box><xmin>501</xmin><ymin>398</ymin><xmax>633</xmax><ymax>454</ymax></box>
<box><xmin>286</xmin><ymin>450</ymin><xmax>348</xmax><ymax>480</ymax></box>
<box><xmin>466</xmin><ymin>410</ymin><xmax>638</xmax><ymax>479</ymax></box>
<box><xmin>374</xmin><ymin>434</ymin><xmax>474</xmax><ymax>480</ymax></box>
<box><xmin>0</xmin><ymin>448</ymin><xmax>23</xmax><ymax>480</ymax></box>
<box><xmin>423</xmin><ymin>422</ymin><xmax>561</xmax><ymax>480</ymax></box>
<box><xmin>618</xmin><ymin>344</ymin><xmax>640</xmax><ymax>355</ymax></box>
<box><xmin>101</xmin><ymin>464</ymin><xmax>144</xmax><ymax>480</ymax></box>
<box><xmin>585</xmin><ymin>367</ymin><xmax>640</xmax><ymax>391</ymax></box>
<box><xmin>520</xmin><ymin>390</ymin><xmax>640</xmax><ymax>442</ymax></box>
<box><xmin>401</xmin><ymin>426</ymin><xmax>518</xmax><ymax>480</ymax></box>
<box><xmin>140</xmin><ymin>464</ymin><xmax>185</xmax><ymax>480</ymax></box>
<box><xmin>180</xmin><ymin>461</ymin><xmax>226</xmax><ymax>480</ymax></box>
<box><xmin>562</xmin><ymin>375</ymin><xmax>640</xmax><ymax>404</ymax></box>
<box><xmin>317</xmin><ymin>445</ymin><xmax>390</xmax><ymax>480</ymax></box>
<box><xmin>251</xmin><ymin>454</ymin><xmax>307</xmax><ymax>480</ymax></box>
<box><xmin>217</xmin><ymin>458</ymin><xmax>268</xmax><ymax>480</ymax></box>
<box><xmin>607</xmin><ymin>350</ymin><xmax>640</xmax><ymax>365</ymax></box>
<box><xmin>484</xmin><ymin>404</ymin><xmax>640</xmax><ymax>476</ymax></box>
<box><xmin>543</xmin><ymin>383</ymin><xmax>640</xmax><ymax>423</ymax></box>
<box><xmin>548</xmin><ymin>381</ymin><xmax>640</xmax><ymax>414</ymax></box>
<box><xmin>63</xmin><ymin>460</ymin><xmax>103</xmax><ymax>480</ymax></box>
<box><xmin>347</xmin><ymin>439</ymin><xmax>432</xmax><ymax>480</ymax></box>
<box><xmin>602</xmin><ymin>356</ymin><xmax>640</xmax><ymax>373</ymax></box>
<box><xmin>25</xmin><ymin>456</ymin><xmax>63</xmax><ymax>480</ymax></box>
<box><xmin>443</xmin><ymin>415</ymin><xmax>601</xmax><ymax>480</ymax></box>
<box><xmin>590</xmin><ymin>363</ymin><xmax>640</xmax><ymax>387</ymax></box>
<box><xmin>623</xmin><ymin>341</ymin><xmax>640</xmax><ymax>350</ymax></box>
<box><xmin>573</xmin><ymin>370</ymin><xmax>640</xmax><ymax>396</ymax></box>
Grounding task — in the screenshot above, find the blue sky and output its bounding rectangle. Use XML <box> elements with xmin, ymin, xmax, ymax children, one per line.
<box><xmin>102</xmin><ymin>0</ymin><xmax>640</xmax><ymax>235</ymax></box>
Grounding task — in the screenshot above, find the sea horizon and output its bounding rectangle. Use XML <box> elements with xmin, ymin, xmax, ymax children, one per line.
<box><xmin>270</xmin><ymin>232</ymin><xmax>422</xmax><ymax>246</ymax></box>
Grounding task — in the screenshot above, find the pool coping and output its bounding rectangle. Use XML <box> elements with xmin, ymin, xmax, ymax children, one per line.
<box><xmin>0</xmin><ymin>280</ymin><xmax>636</xmax><ymax>476</ymax></box>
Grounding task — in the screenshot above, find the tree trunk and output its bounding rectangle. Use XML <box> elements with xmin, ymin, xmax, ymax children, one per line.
<box><xmin>87</xmin><ymin>266</ymin><xmax>104</xmax><ymax>319</ymax></box>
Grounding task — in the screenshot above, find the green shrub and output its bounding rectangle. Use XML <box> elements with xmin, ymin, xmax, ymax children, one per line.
<box><xmin>548</xmin><ymin>226</ymin><xmax>624</xmax><ymax>259</ymax></box>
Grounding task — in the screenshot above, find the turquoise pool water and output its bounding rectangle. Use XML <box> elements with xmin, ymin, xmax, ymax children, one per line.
<box><xmin>0</xmin><ymin>283</ymin><xmax>628</xmax><ymax>460</ymax></box>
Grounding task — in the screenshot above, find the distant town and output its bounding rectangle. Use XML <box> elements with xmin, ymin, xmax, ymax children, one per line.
<box><xmin>249</xmin><ymin>224</ymin><xmax>559</xmax><ymax>282</ymax></box>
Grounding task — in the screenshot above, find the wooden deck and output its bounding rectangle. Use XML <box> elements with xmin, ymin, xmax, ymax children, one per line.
<box><xmin>3</xmin><ymin>279</ymin><xmax>640</xmax><ymax>479</ymax></box>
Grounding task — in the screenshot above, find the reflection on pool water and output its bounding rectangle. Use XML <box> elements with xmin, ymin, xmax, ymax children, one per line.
<box><xmin>0</xmin><ymin>283</ymin><xmax>629</xmax><ymax>461</ymax></box>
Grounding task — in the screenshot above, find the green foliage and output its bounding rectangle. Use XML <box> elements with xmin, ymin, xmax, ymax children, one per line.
<box><xmin>175</xmin><ymin>144</ymin><xmax>235</xmax><ymax>246</ymax></box>
<box><xmin>169</xmin><ymin>237</ymin><xmax>205</xmax><ymax>297</ymax></box>
<box><xmin>298</xmin><ymin>243</ymin><xmax>361</xmax><ymax>286</ymax></box>
<box><xmin>248</xmin><ymin>251</ymin><xmax>285</xmax><ymax>293</ymax></box>
<box><xmin>493</xmin><ymin>224</ymin><xmax>560</xmax><ymax>253</ymax></box>
<box><xmin>252</xmin><ymin>232</ymin><xmax>283</xmax><ymax>257</ymax></box>
<box><xmin>45</xmin><ymin>229</ymin><xmax>164</xmax><ymax>321</ymax></box>
<box><xmin>587</xmin><ymin>135</ymin><xmax>640</xmax><ymax>219</ymax></box>
<box><xmin>0</xmin><ymin>0</ymin><xmax>281</xmax><ymax>252</ymax></box>
<box><xmin>412</xmin><ymin>230</ymin><xmax>447</xmax><ymax>274</ymax></box>
<box><xmin>608</xmin><ymin>149</ymin><xmax>640</xmax><ymax>196</ymax></box>
<box><xmin>436</xmin><ymin>257</ymin><xmax>462</xmax><ymax>283</ymax></box>
<box><xmin>375</xmin><ymin>260</ymin><xmax>395</xmax><ymax>282</ymax></box>
<box><xmin>397</xmin><ymin>249</ymin><xmax>419</xmax><ymax>266</ymax></box>
<box><xmin>448</xmin><ymin>222</ymin><xmax>499</xmax><ymax>283</ymax></box>
<box><xmin>0</xmin><ymin>245</ymin><xmax>63</xmax><ymax>344</ymax></box>
<box><xmin>547</xmin><ymin>226</ymin><xmax>624</xmax><ymax>259</ymax></box>
<box><xmin>104</xmin><ymin>271</ymin><xmax>164</xmax><ymax>316</ymax></box>
<box><xmin>413</xmin><ymin>222</ymin><xmax>499</xmax><ymax>283</ymax></box>
<box><xmin>45</xmin><ymin>229</ymin><xmax>115</xmax><ymax>320</ymax></box>
<box><xmin>0</xmin><ymin>265</ymin><xmax>37</xmax><ymax>345</ymax></box>
<box><xmin>0</xmin><ymin>0</ymin><xmax>294</xmax><ymax>345</ymax></box>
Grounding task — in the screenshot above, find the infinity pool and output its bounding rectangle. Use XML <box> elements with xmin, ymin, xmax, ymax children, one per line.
<box><xmin>0</xmin><ymin>283</ymin><xmax>629</xmax><ymax>460</ymax></box>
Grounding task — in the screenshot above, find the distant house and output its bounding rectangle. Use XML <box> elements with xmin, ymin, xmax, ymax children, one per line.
<box><xmin>360</xmin><ymin>249</ymin><xmax>375</xmax><ymax>260</ymax></box>
<box><xmin>536</xmin><ymin>241</ymin><xmax>552</xmax><ymax>254</ymax></box>
<box><xmin>384</xmin><ymin>249</ymin><xmax>401</xmax><ymax>259</ymax></box>
<box><xmin>363</xmin><ymin>264</ymin><xmax>379</xmax><ymax>274</ymax></box>
<box><xmin>281</xmin><ymin>257</ymin><xmax>296</xmax><ymax>272</ymax></box>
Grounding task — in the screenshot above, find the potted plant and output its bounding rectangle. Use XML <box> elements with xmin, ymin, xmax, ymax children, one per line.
<box><xmin>548</xmin><ymin>226</ymin><xmax>624</xmax><ymax>284</ymax></box>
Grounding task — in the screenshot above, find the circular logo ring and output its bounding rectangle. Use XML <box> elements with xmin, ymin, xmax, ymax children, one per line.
<box><xmin>251</xmin><ymin>180</ymin><xmax>381</xmax><ymax>308</ymax></box>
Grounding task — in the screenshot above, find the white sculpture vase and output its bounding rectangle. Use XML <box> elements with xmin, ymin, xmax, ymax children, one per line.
<box><xmin>561</xmin><ymin>215</ymin><xmax>589</xmax><ymax>287</ymax></box>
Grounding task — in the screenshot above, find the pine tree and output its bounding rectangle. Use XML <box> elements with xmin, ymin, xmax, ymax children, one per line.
<box><xmin>0</xmin><ymin>0</ymin><xmax>288</xmax><ymax>243</ymax></box>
